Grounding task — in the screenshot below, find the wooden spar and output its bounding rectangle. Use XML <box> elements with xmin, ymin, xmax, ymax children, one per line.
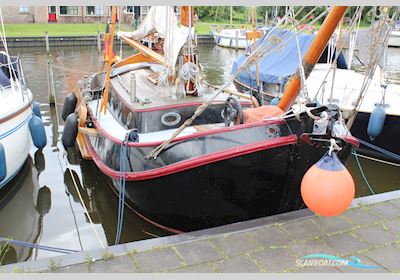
<box><xmin>278</xmin><ymin>6</ymin><xmax>348</xmax><ymax>111</ymax></box>
<box><xmin>251</xmin><ymin>7</ymin><xmax>259</xmax><ymax>87</ymax></box>
<box><xmin>118</xmin><ymin>34</ymin><xmax>168</xmax><ymax>66</ymax></box>
<box><xmin>100</xmin><ymin>6</ymin><xmax>117</xmax><ymax>114</ymax></box>
<box><xmin>181</xmin><ymin>6</ymin><xmax>194</xmax><ymax>27</ymax></box>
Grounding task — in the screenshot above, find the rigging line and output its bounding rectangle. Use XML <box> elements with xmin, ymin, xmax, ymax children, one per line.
<box><xmin>351</xmin><ymin>152</ymin><xmax>400</xmax><ymax>168</ymax></box>
<box><xmin>65</xmin><ymin>156</ymin><xmax>105</xmax><ymax>248</ymax></box>
<box><xmin>312</xmin><ymin>7</ymin><xmax>364</xmax><ymax>103</ymax></box>
<box><xmin>349</xmin><ymin>7</ymin><xmax>399</xmax><ymax>127</ymax></box>
<box><xmin>353</xmin><ymin>149</ymin><xmax>376</xmax><ymax>195</ymax></box>
<box><xmin>146</xmin><ymin>6</ymin><xmax>329</xmax><ymax>159</ymax></box>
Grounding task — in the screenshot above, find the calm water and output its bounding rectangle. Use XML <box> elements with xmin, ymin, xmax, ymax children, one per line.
<box><xmin>1</xmin><ymin>44</ymin><xmax>399</xmax><ymax>264</ymax></box>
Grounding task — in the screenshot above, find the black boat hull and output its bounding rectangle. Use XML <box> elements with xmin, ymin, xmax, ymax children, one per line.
<box><xmin>84</xmin><ymin>118</ymin><xmax>353</xmax><ymax>232</ymax></box>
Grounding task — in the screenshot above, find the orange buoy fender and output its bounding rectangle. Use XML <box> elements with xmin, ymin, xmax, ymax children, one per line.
<box><xmin>300</xmin><ymin>152</ymin><xmax>355</xmax><ymax>216</ymax></box>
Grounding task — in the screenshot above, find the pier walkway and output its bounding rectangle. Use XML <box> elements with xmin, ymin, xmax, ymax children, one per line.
<box><xmin>2</xmin><ymin>190</ymin><xmax>400</xmax><ymax>273</ymax></box>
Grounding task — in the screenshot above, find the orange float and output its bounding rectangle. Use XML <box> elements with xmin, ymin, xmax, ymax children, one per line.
<box><xmin>300</xmin><ymin>151</ymin><xmax>355</xmax><ymax>216</ymax></box>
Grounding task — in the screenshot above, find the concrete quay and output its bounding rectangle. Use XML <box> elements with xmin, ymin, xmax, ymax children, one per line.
<box><xmin>2</xmin><ymin>190</ymin><xmax>400</xmax><ymax>273</ymax></box>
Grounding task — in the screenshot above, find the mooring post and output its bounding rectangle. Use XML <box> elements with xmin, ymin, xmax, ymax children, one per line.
<box><xmin>235</xmin><ymin>30</ymin><xmax>239</xmax><ymax>50</ymax></box>
<box><xmin>97</xmin><ymin>30</ymin><xmax>101</xmax><ymax>53</ymax></box>
<box><xmin>45</xmin><ymin>31</ymin><xmax>50</xmax><ymax>54</ymax></box>
<box><xmin>47</xmin><ymin>59</ymin><xmax>56</xmax><ymax>105</ymax></box>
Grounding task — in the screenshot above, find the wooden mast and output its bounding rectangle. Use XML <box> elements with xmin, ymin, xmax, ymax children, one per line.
<box><xmin>100</xmin><ymin>6</ymin><xmax>117</xmax><ymax>114</ymax></box>
<box><xmin>278</xmin><ymin>6</ymin><xmax>348</xmax><ymax>111</ymax></box>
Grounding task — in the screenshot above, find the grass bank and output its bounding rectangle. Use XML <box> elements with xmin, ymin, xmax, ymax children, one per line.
<box><xmin>4</xmin><ymin>23</ymin><xmax>107</xmax><ymax>37</ymax></box>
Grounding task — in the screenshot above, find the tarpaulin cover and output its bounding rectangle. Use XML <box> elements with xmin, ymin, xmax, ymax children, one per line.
<box><xmin>232</xmin><ymin>27</ymin><xmax>316</xmax><ymax>86</ymax></box>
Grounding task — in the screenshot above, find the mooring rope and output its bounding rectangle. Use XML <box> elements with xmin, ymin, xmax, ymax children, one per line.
<box><xmin>65</xmin><ymin>159</ymin><xmax>105</xmax><ymax>249</ymax></box>
<box><xmin>115</xmin><ymin>133</ymin><xmax>129</xmax><ymax>245</ymax></box>
<box><xmin>353</xmin><ymin>149</ymin><xmax>376</xmax><ymax>195</ymax></box>
<box><xmin>356</xmin><ymin>138</ymin><xmax>400</xmax><ymax>162</ymax></box>
<box><xmin>0</xmin><ymin>237</ymin><xmax>80</xmax><ymax>254</ymax></box>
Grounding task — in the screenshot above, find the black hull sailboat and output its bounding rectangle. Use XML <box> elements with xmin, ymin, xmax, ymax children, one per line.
<box><xmin>62</xmin><ymin>6</ymin><xmax>357</xmax><ymax>233</ymax></box>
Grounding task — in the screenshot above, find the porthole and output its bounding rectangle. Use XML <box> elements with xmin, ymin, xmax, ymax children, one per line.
<box><xmin>161</xmin><ymin>112</ymin><xmax>181</xmax><ymax>126</ymax></box>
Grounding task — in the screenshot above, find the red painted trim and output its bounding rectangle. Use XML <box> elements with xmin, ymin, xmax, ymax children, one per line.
<box><xmin>85</xmin><ymin>134</ymin><xmax>298</xmax><ymax>181</ymax></box>
<box><xmin>342</xmin><ymin>135</ymin><xmax>360</xmax><ymax>148</ymax></box>
<box><xmin>111</xmin><ymin>81</ymin><xmax>252</xmax><ymax>113</ymax></box>
<box><xmin>88</xmin><ymin>109</ymin><xmax>286</xmax><ymax>148</ymax></box>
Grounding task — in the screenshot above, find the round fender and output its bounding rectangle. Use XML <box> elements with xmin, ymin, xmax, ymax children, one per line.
<box><xmin>29</xmin><ymin>115</ymin><xmax>47</xmax><ymax>149</ymax></box>
<box><xmin>62</xmin><ymin>112</ymin><xmax>78</xmax><ymax>149</ymax></box>
<box><xmin>61</xmin><ymin>92</ymin><xmax>77</xmax><ymax>121</ymax></box>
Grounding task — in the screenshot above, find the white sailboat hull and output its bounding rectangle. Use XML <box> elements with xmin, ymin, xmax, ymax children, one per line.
<box><xmin>0</xmin><ymin>90</ymin><xmax>32</xmax><ymax>189</ymax></box>
<box><xmin>212</xmin><ymin>29</ymin><xmax>250</xmax><ymax>49</ymax></box>
<box><xmin>388</xmin><ymin>30</ymin><xmax>400</xmax><ymax>47</ymax></box>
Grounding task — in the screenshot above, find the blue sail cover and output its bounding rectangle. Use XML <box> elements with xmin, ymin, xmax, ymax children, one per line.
<box><xmin>232</xmin><ymin>27</ymin><xmax>316</xmax><ymax>86</ymax></box>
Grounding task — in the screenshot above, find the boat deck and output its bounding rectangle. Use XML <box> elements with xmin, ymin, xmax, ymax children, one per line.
<box><xmin>0</xmin><ymin>87</ymin><xmax>30</xmax><ymax>120</ymax></box>
<box><xmin>111</xmin><ymin>67</ymin><xmax>233</xmax><ymax>111</ymax></box>
<box><xmin>5</xmin><ymin>190</ymin><xmax>400</xmax><ymax>273</ymax></box>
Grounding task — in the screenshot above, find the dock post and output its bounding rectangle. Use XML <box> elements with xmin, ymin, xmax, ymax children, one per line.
<box><xmin>97</xmin><ymin>30</ymin><xmax>101</xmax><ymax>53</ymax></box>
<box><xmin>45</xmin><ymin>31</ymin><xmax>50</xmax><ymax>54</ymax></box>
<box><xmin>235</xmin><ymin>30</ymin><xmax>239</xmax><ymax>50</ymax></box>
<box><xmin>47</xmin><ymin>60</ymin><xmax>56</xmax><ymax>106</ymax></box>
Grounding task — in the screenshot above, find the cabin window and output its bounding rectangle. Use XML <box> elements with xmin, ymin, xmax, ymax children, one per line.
<box><xmin>19</xmin><ymin>6</ymin><xmax>29</xmax><ymax>13</ymax></box>
<box><xmin>125</xmin><ymin>6</ymin><xmax>134</xmax><ymax>14</ymax></box>
<box><xmin>60</xmin><ymin>6</ymin><xmax>78</xmax><ymax>16</ymax></box>
<box><xmin>86</xmin><ymin>6</ymin><xmax>104</xmax><ymax>16</ymax></box>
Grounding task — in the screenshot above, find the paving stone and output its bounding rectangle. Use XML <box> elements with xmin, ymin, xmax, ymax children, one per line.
<box><xmin>388</xmin><ymin>199</ymin><xmax>400</xmax><ymax>208</ymax></box>
<box><xmin>174</xmin><ymin>240</ymin><xmax>222</xmax><ymax>265</ymax></box>
<box><xmin>247</xmin><ymin>225</ymin><xmax>294</xmax><ymax>248</ymax></box>
<box><xmin>368</xmin><ymin>203</ymin><xmax>400</xmax><ymax>220</ymax></box>
<box><xmin>383</xmin><ymin>219</ymin><xmax>400</xmax><ymax>235</ymax></box>
<box><xmin>210</xmin><ymin>232</ymin><xmax>261</xmax><ymax>258</ymax></box>
<box><xmin>90</xmin><ymin>255</ymin><xmax>138</xmax><ymax>273</ymax></box>
<box><xmin>169</xmin><ymin>263</ymin><xmax>215</xmax><ymax>273</ymax></box>
<box><xmin>56</xmin><ymin>263</ymin><xmax>90</xmax><ymax>273</ymax></box>
<box><xmin>365</xmin><ymin>246</ymin><xmax>400</xmax><ymax>272</ymax></box>
<box><xmin>336</xmin><ymin>255</ymin><xmax>388</xmax><ymax>273</ymax></box>
<box><xmin>287</xmin><ymin>239</ymin><xmax>337</xmax><ymax>257</ymax></box>
<box><xmin>294</xmin><ymin>266</ymin><xmax>341</xmax><ymax>273</ymax></box>
<box><xmin>322</xmin><ymin>233</ymin><xmax>369</xmax><ymax>256</ymax></box>
<box><xmin>251</xmin><ymin>247</ymin><xmax>298</xmax><ymax>272</ymax></box>
<box><xmin>314</xmin><ymin>216</ymin><xmax>354</xmax><ymax>234</ymax></box>
<box><xmin>342</xmin><ymin>208</ymin><xmax>383</xmax><ymax>226</ymax></box>
<box><xmin>134</xmin><ymin>248</ymin><xmax>184</xmax><ymax>272</ymax></box>
<box><xmin>354</xmin><ymin>225</ymin><xmax>398</xmax><ymax>246</ymax></box>
<box><xmin>213</xmin><ymin>255</ymin><xmax>262</xmax><ymax>273</ymax></box>
<box><xmin>280</xmin><ymin>219</ymin><xmax>324</xmax><ymax>241</ymax></box>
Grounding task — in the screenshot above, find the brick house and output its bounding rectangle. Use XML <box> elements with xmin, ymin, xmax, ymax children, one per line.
<box><xmin>1</xmin><ymin>6</ymin><xmax>180</xmax><ymax>24</ymax></box>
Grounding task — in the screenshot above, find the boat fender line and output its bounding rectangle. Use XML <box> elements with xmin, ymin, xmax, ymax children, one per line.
<box><xmin>115</xmin><ymin>132</ymin><xmax>130</xmax><ymax>245</ymax></box>
<box><xmin>367</xmin><ymin>104</ymin><xmax>386</xmax><ymax>140</ymax></box>
<box><xmin>29</xmin><ymin>115</ymin><xmax>47</xmax><ymax>149</ymax></box>
<box><xmin>270</xmin><ymin>96</ymin><xmax>281</xmax><ymax>106</ymax></box>
<box><xmin>0</xmin><ymin>143</ymin><xmax>6</xmax><ymax>182</ymax></box>
<box><xmin>62</xmin><ymin>112</ymin><xmax>78</xmax><ymax>149</ymax></box>
<box><xmin>32</xmin><ymin>101</ymin><xmax>42</xmax><ymax>119</ymax></box>
<box><xmin>61</xmin><ymin>92</ymin><xmax>77</xmax><ymax>121</ymax></box>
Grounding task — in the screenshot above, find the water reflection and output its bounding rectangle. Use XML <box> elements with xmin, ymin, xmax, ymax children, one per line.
<box><xmin>0</xmin><ymin>155</ymin><xmax>51</xmax><ymax>265</ymax></box>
